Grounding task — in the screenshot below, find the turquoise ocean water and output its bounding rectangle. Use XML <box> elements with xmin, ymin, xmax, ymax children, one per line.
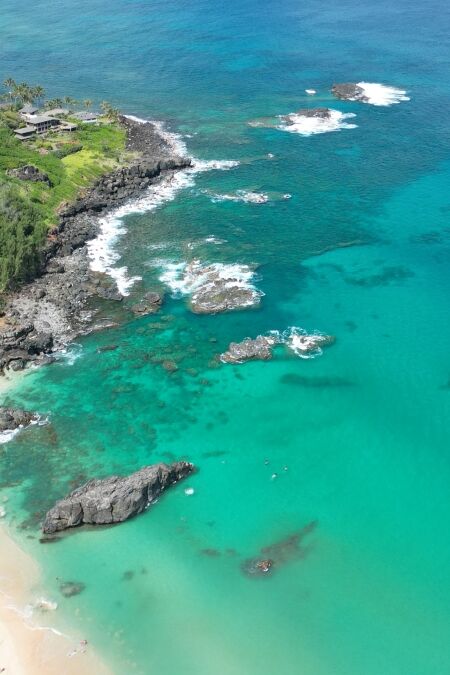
<box><xmin>1</xmin><ymin>1</ymin><xmax>450</xmax><ymax>673</ymax></box>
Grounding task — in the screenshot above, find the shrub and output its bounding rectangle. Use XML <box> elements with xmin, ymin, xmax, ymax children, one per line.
<box><xmin>54</xmin><ymin>143</ymin><xmax>83</xmax><ymax>158</ymax></box>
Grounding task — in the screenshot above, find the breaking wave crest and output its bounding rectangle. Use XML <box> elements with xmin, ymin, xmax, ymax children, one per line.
<box><xmin>356</xmin><ymin>82</ymin><xmax>410</xmax><ymax>106</ymax></box>
<box><xmin>278</xmin><ymin>109</ymin><xmax>357</xmax><ymax>136</ymax></box>
<box><xmin>87</xmin><ymin>116</ymin><xmax>240</xmax><ymax>294</ymax></box>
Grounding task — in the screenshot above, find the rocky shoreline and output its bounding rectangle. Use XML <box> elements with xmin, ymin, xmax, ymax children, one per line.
<box><xmin>0</xmin><ymin>116</ymin><xmax>191</xmax><ymax>375</ymax></box>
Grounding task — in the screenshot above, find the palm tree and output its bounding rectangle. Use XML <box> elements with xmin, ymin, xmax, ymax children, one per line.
<box><xmin>100</xmin><ymin>100</ymin><xmax>112</xmax><ymax>115</ymax></box>
<box><xmin>32</xmin><ymin>85</ymin><xmax>45</xmax><ymax>107</ymax></box>
<box><xmin>83</xmin><ymin>99</ymin><xmax>93</xmax><ymax>110</ymax></box>
<box><xmin>63</xmin><ymin>96</ymin><xmax>77</xmax><ymax>110</ymax></box>
<box><xmin>3</xmin><ymin>78</ymin><xmax>16</xmax><ymax>103</ymax></box>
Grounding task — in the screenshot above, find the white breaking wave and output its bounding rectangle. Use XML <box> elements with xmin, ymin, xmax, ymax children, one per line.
<box><xmin>159</xmin><ymin>259</ymin><xmax>261</xmax><ymax>304</ymax></box>
<box><xmin>356</xmin><ymin>82</ymin><xmax>410</xmax><ymax>106</ymax></box>
<box><xmin>87</xmin><ymin>116</ymin><xmax>240</xmax><ymax>294</ymax></box>
<box><xmin>0</xmin><ymin>428</ymin><xmax>20</xmax><ymax>445</ymax></box>
<box><xmin>202</xmin><ymin>189</ymin><xmax>269</xmax><ymax>204</ymax></box>
<box><xmin>0</xmin><ymin>415</ymin><xmax>48</xmax><ymax>445</ymax></box>
<box><xmin>268</xmin><ymin>327</ymin><xmax>332</xmax><ymax>359</ymax></box>
<box><xmin>278</xmin><ymin>109</ymin><xmax>357</xmax><ymax>136</ymax></box>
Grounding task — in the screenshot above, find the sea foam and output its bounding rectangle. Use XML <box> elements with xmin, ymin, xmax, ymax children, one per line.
<box><xmin>356</xmin><ymin>82</ymin><xmax>410</xmax><ymax>106</ymax></box>
<box><xmin>278</xmin><ymin>109</ymin><xmax>357</xmax><ymax>136</ymax></box>
<box><xmin>159</xmin><ymin>259</ymin><xmax>262</xmax><ymax>305</ymax></box>
<box><xmin>87</xmin><ymin>116</ymin><xmax>240</xmax><ymax>294</ymax></box>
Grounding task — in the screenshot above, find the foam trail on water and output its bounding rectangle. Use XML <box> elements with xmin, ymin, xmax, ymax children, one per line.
<box><xmin>87</xmin><ymin>116</ymin><xmax>240</xmax><ymax>293</ymax></box>
<box><xmin>279</xmin><ymin>109</ymin><xmax>357</xmax><ymax>136</ymax></box>
<box><xmin>356</xmin><ymin>82</ymin><xmax>410</xmax><ymax>106</ymax></box>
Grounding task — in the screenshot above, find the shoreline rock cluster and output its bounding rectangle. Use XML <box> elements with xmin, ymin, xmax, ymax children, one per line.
<box><xmin>220</xmin><ymin>331</ymin><xmax>335</xmax><ymax>364</ymax></box>
<box><xmin>42</xmin><ymin>461</ymin><xmax>194</xmax><ymax>534</ymax></box>
<box><xmin>0</xmin><ymin>406</ymin><xmax>39</xmax><ymax>432</ymax></box>
<box><xmin>0</xmin><ymin>117</ymin><xmax>191</xmax><ymax>375</ymax></box>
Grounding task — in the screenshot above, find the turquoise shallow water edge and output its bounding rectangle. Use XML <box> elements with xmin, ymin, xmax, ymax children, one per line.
<box><xmin>1</xmin><ymin>1</ymin><xmax>450</xmax><ymax>674</ymax></box>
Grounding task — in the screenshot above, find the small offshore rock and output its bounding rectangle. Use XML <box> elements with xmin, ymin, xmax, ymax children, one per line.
<box><xmin>42</xmin><ymin>461</ymin><xmax>194</xmax><ymax>534</ymax></box>
<box><xmin>331</xmin><ymin>83</ymin><xmax>368</xmax><ymax>102</ymax></box>
<box><xmin>59</xmin><ymin>581</ymin><xmax>86</xmax><ymax>598</ymax></box>
<box><xmin>220</xmin><ymin>335</ymin><xmax>275</xmax><ymax>364</ymax></box>
<box><xmin>0</xmin><ymin>407</ymin><xmax>39</xmax><ymax>432</ymax></box>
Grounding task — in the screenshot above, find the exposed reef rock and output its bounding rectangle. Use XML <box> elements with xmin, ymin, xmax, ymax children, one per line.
<box><xmin>220</xmin><ymin>329</ymin><xmax>335</xmax><ymax>364</ymax></box>
<box><xmin>220</xmin><ymin>335</ymin><xmax>275</xmax><ymax>364</ymax></box>
<box><xmin>331</xmin><ymin>83</ymin><xmax>368</xmax><ymax>102</ymax></box>
<box><xmin>179</xmin><ymin>261</ymin><xmax>262</xmax><ymax>314</ymax></box>
<box><xmin>131</xmin><ymin>291</ymin><xmax>163</xmax><ymax>316</ymax></box>
<box><xmin>283</xmin><ymin>107</ymin><xmax>331</xmax><ymax>124</ymax></box>
<box><xmin>42</xmin><ymin>461</ymin><xmax>194</xmax><ymax>534</ymax></box>
<box><xmin>0</xmin><ymin>406</ymin><xmax>39</xmax><ymax>432</ymax></box>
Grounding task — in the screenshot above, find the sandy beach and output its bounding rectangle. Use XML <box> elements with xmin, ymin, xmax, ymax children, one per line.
<box><xmin>0</xmin><ymin>524</ymin><xmax>111</xmax><ymax>675</ymax></box>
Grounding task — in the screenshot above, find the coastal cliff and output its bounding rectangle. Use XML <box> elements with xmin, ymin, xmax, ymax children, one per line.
<box><xmin>0</xmin><ymin>117</ymin><xmax>191</xmax><ymax>373</ymax></box>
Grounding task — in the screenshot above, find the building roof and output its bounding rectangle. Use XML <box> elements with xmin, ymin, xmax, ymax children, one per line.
<box><xmin>19</xmin><ymin>104</ymin><xmax>38</xmax><ymax>114</ymax></box>
<box><xmin>73</xmin><ymin>111</ymin><xmax>99</xmax><ymax>121</ymax></box>
<box><xmin>61</xmin><ymin>122</ymin><xmax>78</xmax><ymax>130</ymax></box>
<box><xmin>14</xmin><ymin>126</ymin><xmax>36</xmax><ymax>135</ymax></box>
<box><xmin>29</xmin><ymin>115</ymin><xmax>59</xmax><ymax>125</ymax></box>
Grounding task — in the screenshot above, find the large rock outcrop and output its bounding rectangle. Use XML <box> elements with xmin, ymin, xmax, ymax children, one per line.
<box><xmin>42</xmin><ymin>461</ymin><xmax>194</xmax><ymax>534</ymax></box>
<box><xmin>220</xmin><ymin>336</ymin><xmax>275</xmax><ymax>364</ymax></box>
<box><xmin>331</xmin><ymin>83</ymin><xmax>368</xmax><ymax>102</ymax></box>
<box><xmin>0</xmin><ymin>407</ymin><xmax>39</xmax><ymax>432</ymax></box>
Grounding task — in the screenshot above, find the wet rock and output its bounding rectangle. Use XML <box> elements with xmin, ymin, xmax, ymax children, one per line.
<box><xmin>42</xmin><ymin>461</ymin><xmax>194</xmax><ymax>534</ymax></box>
<box><xmin>0</xmin><ymin>407</ymin><xmax>39</xmax><ymax>433</ymax></box>
<box><xmin>331</xmin><ymin>83</ymin><xmax>368</xmax><ymax>102</ymax></box>
<box><xmin>241</xmin><ymin>522</ymin><xmax>317</xmax><ymax>578</ymax></box>
<box><xmin>59</xmin><ymin>581</ymin><xmax>86</xmax><ymax>598</ymax></box>
<box><xmin>131</xmin><ymin>291</ymin><xmax>163</xmax><ymax>316</ymax></box>
<box><xmin>283</xmin><ymin>107</ymin><xmax>331</xmax><ymax>125</ymax></box>
<box><xmin>220</xmin><ymin>335</ymin><xmax>275</xmax><ymax>364</ymax></box>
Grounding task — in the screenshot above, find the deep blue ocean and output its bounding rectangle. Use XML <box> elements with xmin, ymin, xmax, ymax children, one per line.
<box><xmin>1</xmin><ymin>1</ymin><xmax>450</xmax><ymax>673</ymax></box>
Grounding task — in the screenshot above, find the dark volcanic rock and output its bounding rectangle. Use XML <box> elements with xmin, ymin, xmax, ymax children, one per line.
<box><xmin>295</xmin><ymin>107</ymin><xmax>331</xmax><ymax>119</ymax></box>
<box><xmin>331</xmin><ymin>83</ymin><xmax>367</xmax><ymax>102</ymax></box>
<box><xmin>42</xmin><ymin>461</ymin><xmax>194</xmax><ymax>534</ymax></box>
<box><xmin>0</xmin><ymin>407</ymin><xmax>39</xmax><ymax>433</ymax></box>
<box><xmin>220</xmin><ymin>335</ymin><xmax>275</xmax><ymax>364</ymax></box>
<box><xmin>131</xmin><ymin>291</ymin><xmax>163</xmax><ymax>316</ymax></box>
<box><xmin>7</xmin><ymin>165</ymin><xmax>52</xmax><ymax>186</ymax></box>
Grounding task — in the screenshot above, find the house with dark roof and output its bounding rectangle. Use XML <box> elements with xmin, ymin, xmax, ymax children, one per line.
<box><xmin>14</xmin><ymin>126</ymin><xmax>36</xmax><ymax>140</ymax></box>
<box><xmin>28</xmin><ymin>115</ymin><xmax>60</xmax><ymax>133</ymax></box>
<box><xmin>19</xmin><ymin>103</ymin><xmax>39</xmax><ymax>117</ymax></box>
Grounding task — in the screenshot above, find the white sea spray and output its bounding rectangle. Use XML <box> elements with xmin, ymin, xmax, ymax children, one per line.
<box><xmin>278</xmin><ymin>109</ymin><xmax>357</xmax><ymax>136</ymax></box>
<box><xmin>356</xmin><ymin>82</ymin><xmax>410</xmax><ymax>106</ymax></box>
<box><xmin>86</xmin><ymin>116</ymin><xmax>240</xmax><ymax>294</ymax></box>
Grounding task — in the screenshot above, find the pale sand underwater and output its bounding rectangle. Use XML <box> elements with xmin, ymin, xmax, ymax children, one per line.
<box><xmin>0</xmin><ymin>525</ymin><xmax>111</xmax><ymax>675</ymax></box>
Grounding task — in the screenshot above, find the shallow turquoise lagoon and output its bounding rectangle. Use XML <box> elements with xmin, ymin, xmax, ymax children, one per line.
<box><xmin>1</xmin><ymin>0</ymin><xmax>450</xmax><ymax>673</ymax></box>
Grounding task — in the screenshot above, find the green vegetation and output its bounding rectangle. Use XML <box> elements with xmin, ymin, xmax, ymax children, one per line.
<box><xmin>0</xmin><ymin>78</ymin><xmax>131</xmax><ymax>292</ymax></box>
